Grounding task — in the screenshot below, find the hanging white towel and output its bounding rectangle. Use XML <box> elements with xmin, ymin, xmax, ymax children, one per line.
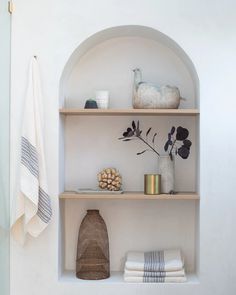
<box><xmin>125</xmin><ymin>250</ymin><xmax>184</xmax><ymax>272</ymax></box>
<box><xmin>11</xmin><ymin>57</ymin><xmax>52</xmax><ymax>244</ymax></box>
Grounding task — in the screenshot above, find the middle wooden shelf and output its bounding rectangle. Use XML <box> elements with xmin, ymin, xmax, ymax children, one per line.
<box><xmin>59</xmin><ymin>191</ymin><xmax>199</xmax><ymax>200</ymax></box>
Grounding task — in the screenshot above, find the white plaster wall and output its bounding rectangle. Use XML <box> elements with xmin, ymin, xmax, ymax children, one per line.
<box><xmin>62</xmin><ymin>32</ymin><xmax>198</xmax><ymax>276</ymax></box>
<box><xmin>10</xmin><ymin>1</ymin><xmax>236</xmax><ymax>295</ymax></box>
<box><xmin>64</xmin><ymin>36</ymin><xmax>195</xmax><ymax>108</ymax></box>
<box><xmin>0</xmin><ymin>1</ymin><xmax>10</xmax><ymax>293</ymax></box>
<box><xmin>65</xmin><ymin>116</ymin><xmax>197</xmax><ymax>192</ymax></box>
<box><xmin>63</xmin><ymin>200</ymin><xmax>197</xmax><ymax>272</ymax></box>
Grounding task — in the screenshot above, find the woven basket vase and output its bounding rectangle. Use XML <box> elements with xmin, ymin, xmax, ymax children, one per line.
<box><xmin>76</xmin><ymin>210</ymin><xmax>110</xmax><ymax>280</ymax></box>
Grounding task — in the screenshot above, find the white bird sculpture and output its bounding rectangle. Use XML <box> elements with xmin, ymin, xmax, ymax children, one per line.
<box><xmin>132</xmin><ymin>68</ymin><xmax>182</xmax><ymax>109</ymax></box>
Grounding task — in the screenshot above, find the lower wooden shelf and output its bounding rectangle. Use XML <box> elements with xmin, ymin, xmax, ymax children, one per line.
<box><xmin>60</xmin><ymin>270</ymin><xmax>199</xmax><ymax>285</ymax></box>
<box><xmin>59</xmin><ymin>191</ymin><xmax>199</xmax><ymax>200</ymax></box>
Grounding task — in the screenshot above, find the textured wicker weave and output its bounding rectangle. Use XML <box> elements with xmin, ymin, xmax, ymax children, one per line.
<box><xmin>76</xmin><ymin>210</ymin><xmax>110</xmax><ymax>280</ymax></box>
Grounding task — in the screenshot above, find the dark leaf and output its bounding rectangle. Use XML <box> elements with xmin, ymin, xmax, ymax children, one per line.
<box><xmin>132</xmin><ymin>121</ymin><xmax>136</xmax><ymax>130</ymax></box>
<box><xmin>164</xmin><ymin>140</ymin><xmax>169</xmax><ymax>151</ymax></box>
<box><xmin>183</xmin><ymin>139</ymin><xmax>192</xmax><ymax>148</ymax></box>
<box><xmin>123</xmin><ymin>139</ymin><xmax>133</xmax><ymax>141</ymax></box>
<box><xmin>128</xmin><ymin>130</ymin><xmax>134</xmax><ymax>137</ymax></box>
<box><xmin>178</xmin><ymin>146</ymin><xmax>190</xmax><ymax>159</ymax></box>
<box><xmin>136</xmin><ymin>120</ymin><xmax>141</xmax><ymax>136</ymax></box>
<box><xmin>123</xmin><ymin>127</ymin><xmax>134</xmax><ymax>137</ymax></box>
<box><xmin>176</xmin><ymin>126</ymin><xmax>189</xmax><ymax>141</ymax></box>
<box><xmin>152</xmin><ymin>133</ymin><xmax>157</xmax><ymax>143</ymax></box>
<box><xmin>137</xmin><ymin>149</ymin><xmax>148</xmax><ymax>155</ymax></box>
<box><xmin>146</xmin><ymin>127</ymin><xmax>152</xmax><ymax>137</ymax></box>
<box><xmin>169</xmin><ymin>152</ymin><xmax>173</xmax><ymax>161</ymax></box>
<box><xmin>170</xmin><ymin>126</ymin><xmax>175</xmax><ymax>135</ymax></box>
<box><xmin>136</xmin><ymin>129</ymin><xmax>142</xmax><ymax>136</ymax></box>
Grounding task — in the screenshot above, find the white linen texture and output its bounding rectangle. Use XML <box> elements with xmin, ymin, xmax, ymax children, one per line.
<box><xmin>11</xmin><ymin>57</ymin><xmax>52</xmax><ymax>244</ymax></box>
<box><xmin>124</xmin><ymin>249</ymin><xmax>186</xmax><ymax>283</ymax></box>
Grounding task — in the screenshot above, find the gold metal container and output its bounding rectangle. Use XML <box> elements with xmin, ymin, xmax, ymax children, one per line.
<box><xmin>144</xmin><ymin>174</ymin><xmax>161</xmax><ymax>195</ymax></box>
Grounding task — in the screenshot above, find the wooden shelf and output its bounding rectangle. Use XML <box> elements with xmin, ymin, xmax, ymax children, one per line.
<box><xmin>60</xmin><ymin>270</ymin><xmax>199</xmax><ymax>285</ymax></box>
<box><xmin>59</xmin><ymin>191</ymin><xmax>199</xmax><ymax>200</ymax></box>
<box><xmin>59</xmin><ymin>108</ymin><xmax>199</xmax><ymax>116</ymax></box>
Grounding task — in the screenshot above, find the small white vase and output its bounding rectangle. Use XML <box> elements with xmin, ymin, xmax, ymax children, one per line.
<box><xmin>158</xmin><ymin>155</ymin><xmax>175</xmax><ymax>194</ymax></box>
<box><xmin>95</xmin><ymin>90</ymin><xmax>109</xmax><ymax>109</ymax></box>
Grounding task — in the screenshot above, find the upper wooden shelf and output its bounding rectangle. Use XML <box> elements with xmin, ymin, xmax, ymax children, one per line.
<box><xmin>59</xmin><ymin>108</ymin><xmax>199</xmax><ymax>116</ymax></box>
<box><xmin>59</xmin><ymin>191</ymin><xmax>199</xmax><ymax>200</ymax></box>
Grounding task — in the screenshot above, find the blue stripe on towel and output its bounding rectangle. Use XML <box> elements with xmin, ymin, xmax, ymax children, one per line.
<box><xmin>37</xmin><ymin>187</ymin><xmax>52</xmax><ymax>223</ymax></box>
<box><xmin>21</xmin><ymin>136</ymin><xmax>52</xmax><ymax>224</ymax></box>
<box><xmin>143</xmin><ymin>251</ymin><xmax>166</xmax><ymax>282</ymax></box>
<box><xmin>21</xmin><ymin>136</ymin><xmax>39</xmax><ymax>178</ymax></box>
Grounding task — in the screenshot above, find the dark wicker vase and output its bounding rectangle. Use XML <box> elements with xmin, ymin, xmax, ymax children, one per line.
<box><xmin>76</xmin><ymin>210</ymin><xmax>110</xmax><ymax>280</ymax></box>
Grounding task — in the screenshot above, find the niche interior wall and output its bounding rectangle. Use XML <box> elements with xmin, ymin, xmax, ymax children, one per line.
<box><xmin>58</xmin><ymin>25</ymin><xmax>200</xmax><ymax>284</ymax></box>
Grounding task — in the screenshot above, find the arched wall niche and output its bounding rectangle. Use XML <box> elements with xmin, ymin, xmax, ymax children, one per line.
<box><xmin>59</xmin><ymin>25</ymin><xmax>200</xmax><ymax>279</ymax></box>
<box><xmin>59</xmin><ymin>25</ymin><xmax>199</xmax><ymax>108</ymax></box>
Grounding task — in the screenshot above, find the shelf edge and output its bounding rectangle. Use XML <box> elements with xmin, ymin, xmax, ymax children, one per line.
<box><xmin>59</xmin><ymin>108</ymin><xmax>200</xmax><ymax>116</ymax></box>
<box><xmin>59</xmin><ymin>191</ymin><xmax>200</xmax><ymax>200</ymax></box>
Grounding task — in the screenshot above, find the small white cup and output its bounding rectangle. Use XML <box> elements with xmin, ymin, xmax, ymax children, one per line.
<box><xmin>96</xmin><ymin>90</ymin><xmax>109</xmax><ymax>109</ymax></box>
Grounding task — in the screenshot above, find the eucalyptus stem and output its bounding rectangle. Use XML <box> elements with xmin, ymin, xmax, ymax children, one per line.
<box><xmin>169</xmin><ymin>139</ymin><xmax>177</xmax><ymax>156</ymax></box>
<box><xmin>138</xmin><ymin>136</ymin><xmax>160</xmax><ymax>156</ymax></box>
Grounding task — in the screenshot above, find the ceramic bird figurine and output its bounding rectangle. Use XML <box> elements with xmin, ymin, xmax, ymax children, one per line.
<box><xmin>132</xmin><ymin>68</ymin><xmax>182</xmax><ymax>109</ymax></box>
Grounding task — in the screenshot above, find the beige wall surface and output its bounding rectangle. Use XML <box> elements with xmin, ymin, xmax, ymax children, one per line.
<box><xmin>10</xmin><ymin>1</ymin><xmax>236</xmax><ymax>295</ymax></box>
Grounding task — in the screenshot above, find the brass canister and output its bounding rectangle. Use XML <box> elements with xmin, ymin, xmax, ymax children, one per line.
<box><xmin>144</xmin><ymin>174</ymin><xmax>161</xmax><ymax>195</ymax></box>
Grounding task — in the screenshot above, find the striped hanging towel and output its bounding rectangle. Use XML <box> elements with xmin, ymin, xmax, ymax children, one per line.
<box><xmin>11</xmin><ymin>57</ymin><xmax>52</xmax><ymax>244</ymax></box>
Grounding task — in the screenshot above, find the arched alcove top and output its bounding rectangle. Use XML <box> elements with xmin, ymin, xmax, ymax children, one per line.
<box><xmin>60</xmin><ymin>25</ymin><xmax>199</xmax><ymax>107</ymax></box>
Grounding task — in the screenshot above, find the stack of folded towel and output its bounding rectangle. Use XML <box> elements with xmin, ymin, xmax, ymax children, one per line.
<box><xmin>124</xmin><ymin>249</ymin><xmax>186</xmax><ymax>283</ymax></box>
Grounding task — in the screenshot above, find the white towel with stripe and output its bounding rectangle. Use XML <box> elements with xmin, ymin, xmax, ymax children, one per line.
<box><xmin>11</xmin><ymin>57</ymin><xmax>52</xmax><ymax>244</ymax></box>
<box><xmin>124</xmin><ymin>275</ymin><xmax>186</xmax><ymax>283</ymax></box>
<box><xmin>124</xmin><ymin>268</ymin><xmax>185</xmax><ymax>277</ymax></box>
<box><xmin>125</xmin><ymin>249</ymin><xmax>184</xmax><ymax>272</ymax></box>
<box><xmin>124</xmin><ymin>249</ymin><xmax>186</xmax><ymax>283</ymax></box>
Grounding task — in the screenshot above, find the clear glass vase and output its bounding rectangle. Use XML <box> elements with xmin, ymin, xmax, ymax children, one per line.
<box><xmin>158</xmin><ymin>155</ymin><xmax>175</xmax><ymax>194</ymax></box>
